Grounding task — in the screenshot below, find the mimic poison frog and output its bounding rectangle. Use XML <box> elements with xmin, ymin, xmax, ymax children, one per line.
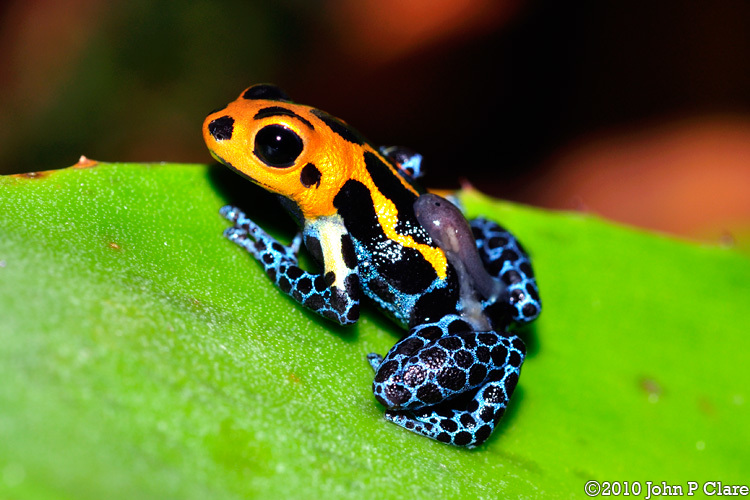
<box><xmin>203</xmin><ymin>84</ymin><xmax>541</xmax><ymax>448</ymax></box>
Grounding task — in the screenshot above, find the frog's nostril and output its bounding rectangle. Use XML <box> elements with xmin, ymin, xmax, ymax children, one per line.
<box><xmin>208</xmin><ymin>116</ymin><xmax>235</xmax><ymax>141</ymax></box>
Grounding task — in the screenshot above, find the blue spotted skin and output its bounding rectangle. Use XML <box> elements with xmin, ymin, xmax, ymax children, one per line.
<box><xmin>471</xmin><ymin>217</ymin><xmax>541</xmax><ymax>324</ymax></box>
<box><xmin>207</xmin><ymin>84</ymin><xmax>541</xmax><ymax>448</ymax></box>
<box><xmin>221</xmin><ymin>205</ymin><xmax>360</xmax><ymax>325</ymax></box>
<box><xmin>222</xmin><ymin>202</ymin><xmax>539</xmax><ymax>448</ymax></box>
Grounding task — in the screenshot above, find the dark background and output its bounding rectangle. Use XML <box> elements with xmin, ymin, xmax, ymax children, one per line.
<box><xmin>1</xmin><ymin>0</ymin><xmax>748</xmax><ymax>242</ymax></box>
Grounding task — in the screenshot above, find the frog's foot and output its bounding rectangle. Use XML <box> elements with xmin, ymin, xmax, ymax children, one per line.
<box><xmin>470</xmin><ymin>217</ymin><xmax>541</xmax><ymax>324</ymax></box>
<box><xmin>220</xmin><ymin>205</ymin><xmax>301</xmax><ymax>262</ymax></box>
<box><xmin>371</xmin><ymin>319</ymin><xmax>525</xmax><ymax>448</ymax></box>
<box><xmin>384</xmin><ymin>381</ymin><xmax>511</xmax><ymax>448</ymax></box>
<box><xmin>367</xmin><ymin>352</ymin><xmax>384</xmax><ymax>371</ymax></box>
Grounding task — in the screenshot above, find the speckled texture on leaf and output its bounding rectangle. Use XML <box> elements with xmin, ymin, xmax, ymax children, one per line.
<box><xmin>1</xmin><ymin>162</ymin><xmax>749</xmax><ymax>499</ymax></box>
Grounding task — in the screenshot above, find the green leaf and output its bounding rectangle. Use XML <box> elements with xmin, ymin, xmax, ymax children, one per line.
<box><xmin>1</xmin><ymin>162</ymin><xmax>749</xmax><ymax>499</ymax></box>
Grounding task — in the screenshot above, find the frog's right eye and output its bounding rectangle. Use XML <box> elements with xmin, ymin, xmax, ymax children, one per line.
<box><xmin>254</xmin><ymin>124</ymin><xmax>304</xmax><ymax>168</ymax></box>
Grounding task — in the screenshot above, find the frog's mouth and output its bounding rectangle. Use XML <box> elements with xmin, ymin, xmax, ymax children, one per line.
<box><xmin>212</xmin><ymin>152</ymin><xmax>274</xmax><ymax>192</ymax></box>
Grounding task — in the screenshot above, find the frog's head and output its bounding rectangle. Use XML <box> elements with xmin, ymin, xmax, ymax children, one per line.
<box><xmin>203</xmin><ymin>84</ymin><xmax>368</xmax><ymax>219</ymax></box>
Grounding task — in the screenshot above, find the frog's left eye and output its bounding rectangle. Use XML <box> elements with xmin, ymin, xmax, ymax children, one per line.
<box><xmin>254</xmin><ymin>124</ymin><xmax>304</xmax><ymax>168</ymax></box>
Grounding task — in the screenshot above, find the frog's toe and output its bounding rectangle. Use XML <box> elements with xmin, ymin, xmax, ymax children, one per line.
<box><xmin>367</xmin><ymin>352</ymin><xmax>384</xmax><ymax>371</ymax></box>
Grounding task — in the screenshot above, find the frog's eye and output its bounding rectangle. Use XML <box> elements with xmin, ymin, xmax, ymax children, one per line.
<box><xmin>254</xmin><ymin>124</ymin><xmax>304</xmax><ymax>168</ymax></box>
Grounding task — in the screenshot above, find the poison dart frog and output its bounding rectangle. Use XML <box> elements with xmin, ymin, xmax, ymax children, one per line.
<box><xmin>203</xmin><ymin>84</ymin><xmax>541</xmax><ymax>448</ymax></box>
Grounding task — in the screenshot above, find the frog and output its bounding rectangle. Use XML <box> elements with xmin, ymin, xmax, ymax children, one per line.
<box><xmin>202</xmin><ymin>84</ymin><xmax>541</xmax><ymax>448</ymax></box>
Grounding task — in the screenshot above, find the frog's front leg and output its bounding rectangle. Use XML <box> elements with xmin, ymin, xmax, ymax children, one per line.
<box><xmin>369</xmin><ymin>316</ymin><xmax>525</xmax><ymax>448</ymax></box>
<box><xmin>221</xmin><ymin>205</ymin><xmax>360</xmax><ymax>325</ymax></box>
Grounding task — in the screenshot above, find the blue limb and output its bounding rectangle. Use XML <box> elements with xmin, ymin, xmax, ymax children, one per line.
<box><xmin>368</xmin><ymin>316</ymin><xmax>525</xmax><ymax>448</ymax></box>
<box><xmin>470</xmin><ymin>217</ymin><xmax>541</xmax><ymax>324</ymax></box>
<box><xmin>221</xmin><ymin>205</ymin><xmax>360</xmax><ymax>325</ymax></box>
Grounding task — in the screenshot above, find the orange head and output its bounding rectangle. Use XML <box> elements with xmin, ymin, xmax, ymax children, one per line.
<box><xmin>203</xmin><ymin>84</ymin><xmax>372</xmax><ymax>219</ymax></box>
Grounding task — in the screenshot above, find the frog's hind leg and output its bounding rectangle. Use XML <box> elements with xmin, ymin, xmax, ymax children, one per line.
<box><xmin>369</xmin><ymin>320</ymin><xmax>525</xmax><ymax>448</ymax></box>
<box><xmin>470</xmin><ymin>217</ymin><xmax>541</xmax><ymax>324</ymax></box>
<box><xmin>385</xmin><ymin>376</ymin><xmax>514</xmax><ymax>448</ymax></box>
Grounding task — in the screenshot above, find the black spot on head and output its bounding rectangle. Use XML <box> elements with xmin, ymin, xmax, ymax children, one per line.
<box><xmin>208</xmin><ymin>116</ymin><xmax>234</xmax><ymax>141</ymax></box>
<box><xmin>310</xmin><ymin>109</ymin><xmax>363</xmax><ymax>144</ymax></box>
<box><xmin>254</xmin><ymin>106</ymin><xmax>314</xmax><ymax>129</ymax></box>
<box><xmin>243</xmin><ymin>84</ymin><xmax>291</xmax><ymax>102</ymax></box>
<box><xmin>300</xmin><ymin>163</ymin><xmax>322</xmax><ymax>188</ymax></box>
<box><xmin>344</xmin><ymin>273</ymin><xmax>359</xmax><ymax>296</ymax></box>
<box><xmin>322</xmin><ymin>309</ymin><xmax>340</xmax><ymax>322</ymax></box>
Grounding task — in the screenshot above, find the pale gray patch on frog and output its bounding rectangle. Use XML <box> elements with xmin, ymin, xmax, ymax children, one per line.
<box><xmin>414</xmin><ymin>193</ymin><xmax>507</xmax><ymax>331</ymax></box>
